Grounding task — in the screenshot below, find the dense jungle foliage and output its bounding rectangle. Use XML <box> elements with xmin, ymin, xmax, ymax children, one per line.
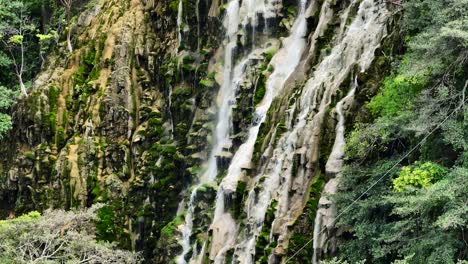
<box><xmin>334</xmin><ymin>0</ymin><xmax>467</xmax><ymax>263</ymax></box>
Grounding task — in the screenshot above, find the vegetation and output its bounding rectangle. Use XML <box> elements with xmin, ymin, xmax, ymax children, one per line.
<box><xmin>0</xmin><ymin>0</ymin><xmax>465</xmax><ymax>263</ymax></box>
<box><xmin>0</xmin><ymin>0</ymin><xmax>68</xmax><ymax>135</ymax></box>
<box><xmin>0</xmin><ymin>205</ymin><xmax>139</xmax><ymax>263</ymax></box>
<box><xmin>334</xmin><ymin>0</ymin><xmax>467</xmax><ymax>263</ymax></box>
<box><xmin>0</xmin><ymin>86</ymin><xmax>16</xmax><ymax>138</ymax></box>
<box><xmin>392</xmin><ymin>161</ymin><xmax>447</xmax><ymax>192</ymax></box>
<box><xmin>59</xmin><ymin>0</ymin><xmax>77</xmax><ymax>53</ymax></box>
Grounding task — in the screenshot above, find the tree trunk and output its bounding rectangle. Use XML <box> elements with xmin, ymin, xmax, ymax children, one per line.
<box><xmin>66</xmin><ymin>9</ymin><xmax>73</xmax><ymax>53</ymax></box>
<box><xmin>67</xmin><ymin>26</ymin><xmax>73</xmax><ymax>53</ymax></box>
<box><xmin>18</xmin><ymin>74</ymin><xmax>28</xmax><ymax>97</ymax></box>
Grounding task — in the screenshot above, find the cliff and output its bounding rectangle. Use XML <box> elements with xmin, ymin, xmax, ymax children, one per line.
<box><xmin>0</xmin><ymin>0</ymin><xmax>403</xmax><ymax>262</ymax></box>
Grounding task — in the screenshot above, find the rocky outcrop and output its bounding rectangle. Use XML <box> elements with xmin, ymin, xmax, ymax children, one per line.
<box><xmin>0</xmin><ymin>0</ymin><xmax>223</xmax><ymax>260</ymax></box>
<box><xmin>0</xmin><ymin>0</ymin><xmax>404</xmax><ymax>263</ymax></box>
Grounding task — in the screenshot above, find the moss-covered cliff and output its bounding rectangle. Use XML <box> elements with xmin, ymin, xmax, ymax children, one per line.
<box><xmin>0</xmin><ymin>0</ymin><xmax>412</xmax><ymax>263</ymax></box>
<box><xmin>0</xmin><ymin>0</ymin><xmax>224</xmax><ymax>259</ymax></box>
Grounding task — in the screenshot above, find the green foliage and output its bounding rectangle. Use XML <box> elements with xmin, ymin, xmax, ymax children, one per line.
<box><xmin>254</xmin><ymin>74</ymin><xmax>267</xmax><ymax>105</ymax></box>
<box><xmin>321</xmin><ymin>258</ymin><xmax>365</xmax><ymax>264</ymax></box>
<box><xmin>0</xmin><ymin>113</ymin><xmax>12</xmax><ymax>139</ymax></box>
<box><xmin>199</xmin><ymin>78</ymin><xmax>214</xmax><ymax>88</ymax></box>
<box><xmin>0</xmin><ymin>211</ymin><xmax>41</xmax><ymax>229</ymax></box>
<box><xmin>160</xmin><ymin>213</ymin><xmax>184</xmax><ymax>238</ymax></box>
<box><xmin>393</xmin><ymin>162</ymin><xmax>447</xmax><ymax>192</ymax></box>
<box><xmin>0</xmin><ymin>206</ymin><xmax>139</xmax><ymax>263</ymax></box>
<box><xmin>96</xmin><ymin>205</ymin><xmax>118</xmax><ymax>242</ymax></box>
<box><xmin>0</xmin><ymin>0</ymin><xmax>64</xmax><ymax>90</ymax></box>
<box><xmin>0</xmin><ymin>0</ymin><xmax>37</xmax><ymax>91</ymax></box>
<box><xmin>368</xmin><ymin>75</ymin><xmax>426</xmax><ymax>117</ymax></box>
<box><xmin>0</xmin><ymin>86</ymin><xmax>16</xmax><ymax>139</ymax></box>
<box><xmin>335</xmin><ymin>0</ymin><xmax>468</xmax><ymax>263</ymax></box>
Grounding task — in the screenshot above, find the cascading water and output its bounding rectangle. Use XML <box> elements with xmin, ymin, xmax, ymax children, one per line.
<box><xmin>229</xmin><ymin>0</ymin><xmax>388</xmax><ymax>262</ymax></box>
<box><xmin>176</xmin><ymin>1</ymin><xmax>254</xmax><ymax>262</ymax></box>
<box><xmin>177</xmin><ymin>0</ymin><xmax>184</xmax><ymax>51</ymax></box>
<box><xmin>312</xmin><ymin>77</ymin><xmax>357</xmax><ymax>264</ymax></box>
<box><xmin>176</xmin><ymin>1</ymin><xmax>240</xmax><ymax>264</ymax></box>
<box><xmin>208</xmin><ymin>1</ymin><xmax>310</xmax><ymax>262</ymax></box>
<box><xmin>169</xmin><ymin>0</ymin><xmax>184</xmax><ymax>139</ymax></box>
<box><xmin>173</xmin><ymin>0</ymin><xmax>391</xmax><ymax>262</ymax></box>
<box><xmin>243</xmin><ymin>0</ymin><xmax>388</xmax><ymax>262</ymax></box>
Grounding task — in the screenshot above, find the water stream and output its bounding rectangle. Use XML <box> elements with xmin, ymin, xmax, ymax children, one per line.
<box><xmin>209</xmin><ymin>0</ymin><xmax>310</xmax><ymax>262</ymax></box>
<box><xmin>175</xmin><ymin>0</ymin><xmax>391</xmax><ymax>262</ymax></box>
<box><xmin>176</xmin><ymin>1</ymin><xmax>248</xmax><ymax>262</ymax></box>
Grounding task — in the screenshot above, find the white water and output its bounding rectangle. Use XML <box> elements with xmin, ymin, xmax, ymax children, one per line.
<box><xmin>278</xmin><ymin>0</ymin><xmax>389</xmax><ymax>259</ymax></box>
<box><xmin>168</xmin><ymin>85</ymin><xmax>175</xmax><ymax>137</ymax></box>
<box><xmin>176</xmin><ymin>1</ymin><xmax>261</xmax><ymax>262</ymax></box>
<box><xmin>171</xmin><ymin>0</ymin><xmax>183</xmax><ymax>139</ymax></box>
<box><xmin>174</xmin><ymin>0</ymin><xmax>390</xmax><ymax>262</ymax></box>
<box><xmin>312</xmin><ymin>77</ymin><xmax>357</xmax><ymax>264</ymax></box>
<box><xmin>226</xmin><ymin>0</ymin><xmax>390</xmax><ymax>262</ymax></box>
<box><xmin>222</xmin><ymin>0</ymin><xmax>309</xmax><ymax>194</ymax></box>
<box><xmin>176</xmin><ymin>189</ymin><xmax>196</xmax><ymax>264</ymax></box>
<box><xmin>177</xmin><ymin>0</ymin><xmax>183</xmax><ymax>52</ymax></box>
<box><xmin>209</xmin><ymin>0</ymin><xmax>311</xmax><ymax>262</ymax></box>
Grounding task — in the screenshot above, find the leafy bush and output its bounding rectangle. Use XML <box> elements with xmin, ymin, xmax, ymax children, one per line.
<box><xmin>0</xmin><ymin>86</ymin><xmax>16</xmax><ymax>139</ymax></box>
<box><xmin>0</xmin><ymin>205</ymin><xmax>140</xmax><ymax>263</ymax></box>
<box><xmin>392</xmin><ymin>162</ymin><xmax>447</xmax><ymax>192</ymax></box>
<box><xmin>368</xmin><ymin>75</ymin><xmax>426</xmax><ymax>117</ymax></box>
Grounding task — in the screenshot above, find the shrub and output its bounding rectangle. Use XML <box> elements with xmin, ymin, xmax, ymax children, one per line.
<box><xmin>393</xmin><ymin>161</ymin><xmax>447</xmax><ymax>192</ymax></box>
<box><xmin>0</xmin><ymin>205</ymin><xmax>140</xmax><ymax>263</ymax></box>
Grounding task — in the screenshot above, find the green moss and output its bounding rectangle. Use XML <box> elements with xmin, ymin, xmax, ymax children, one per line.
<box><xmin>315</xmin><ymin>26</ymin><xmax>335</xmax><ymax>59</ymax></box>
<box><xmin>285</xmin><ymin>175</ymin><xmax>325</xmax><ymax>261</ymax></box>
<box><xmin>72</xmin><ymin>46</ymin><xmax>101</xmax><ymax>87</ymax></box>
<box><xmin>47</xmin><ymin>86</ymin><xmax>59</xmax><ymax>132</ymax></box>
<box><xmin>55</xmin><ymin>127</ymin><xmax>66</xmax><ymax>149</ymax></box>
<box><xmin>264</xmin><ymin>47</ymin><xmax>278</xmax><ymax>62</ymax></box>
<box><xmin>231</xmin><ymin>181</ymin><xmax>247</xmax><ymax>219</ymax></box>
<box><xmin>254</xmin><ymin>199</ymin><xmax>278</xmax><ymax>263</ymax></box>
<box><xmin>24</xmin><ymin>152</ymin><xmax>35</xmax><ymax>161</ymax></box>
<box><xmin>161</xmin><ymin>213</ymin><xmax>185</xmax><ymax>238</ymax></box>
<box><xmin>199</xmin><ymin>79</ymin><xmax>215</xmax><ymax>88</ymax></box>
<box><xmin>253</xmin><ymin>75</ymin><xmax>267</xmax><ymax>105</ymax></box>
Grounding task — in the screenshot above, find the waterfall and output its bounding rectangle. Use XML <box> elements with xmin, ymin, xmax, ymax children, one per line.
<box><xmin>177</xmin><ymin>0</ymin><xmax>183</xmax><ymax>52</ymax></box>
<box><xmin>176</xmin><ymin>1</ymin><xmax>260</xmax><ymax>262</ymax></box>
<box><xmin>168</xmin><ymin>85</ymin><xmax>174</xmax><ymax>138</ymax></box>
<box><xmin>262</xmin><ymin>0</ymin><xmax>388</xmax><ymax>261</ymax></box>
<box><xmin>171</xmin><ymin>0</ymin><xmax>184</xmax><ymax>138</ymax></box>
<box><xmin>209</xmin><ymin>0</ymin><xmax>310</xmax><ymax>262</ymax></box>
<box><xmin>312</xmin><ymin>77</ymin><xmax>357</xmax><ymax>264</ymax></box>
<box><xmin>174</xmin><ymin>0</ymin><xmax>391</xmax><ymax>262</ymax></box>
<box><xmin>176</xmin><ymin>190</ymin><xmax>196</xmax><ymax>264</ymax></box>
<box><xmin>230</xmin><ymin>0</ymin><xmax>389</xmax><ymax>262</ymax></box>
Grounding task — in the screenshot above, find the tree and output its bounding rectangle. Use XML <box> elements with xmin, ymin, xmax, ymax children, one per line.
<box><xmin>60</xmin><ymin>0</ymin><xmax>76</xmax><ymax>53</ymax></box>
<box><xmin>0</xmin><ymin>86</ymin><xmax>15</xmax><ymax>139</ymax></box>
<box><xmin>392</xmin><ymin>162</ymin><xmax>447</xmax><ymax>192</ymax></box>
<box><xmin>332</xmin><ymin>0</ymin><xmax>468</xmax><ymax>263</ymax></box>
<box><xmin>36</xmin><ymin>32</ymin><xmax>57</xmax><ymax>68</ymax></box>
<box><xmin>0</xmin><ymin>0</ymin><xmax>37</xmax><ymax>97</ymax></box>
<box><xmin>0</xmin><ymin>205</ymin><xmax>140</xmax><ymax>263</ymax></box>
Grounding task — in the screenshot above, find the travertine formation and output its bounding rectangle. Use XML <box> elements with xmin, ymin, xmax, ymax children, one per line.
<box><xmin>0</xmin><ymin>0</ymin><xmax>401</xmax><ymax>263</ymax></box>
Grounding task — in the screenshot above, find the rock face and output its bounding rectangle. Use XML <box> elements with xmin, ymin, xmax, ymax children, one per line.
<box><xmin>0</xmin><ymin>0</ymin><xmax>403</xmax><ymax>263</ymax></box>
<box><xmin>0</xmin><ymin>0</ymin><xmax>222</xmax><ymax>259</ymax></box>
